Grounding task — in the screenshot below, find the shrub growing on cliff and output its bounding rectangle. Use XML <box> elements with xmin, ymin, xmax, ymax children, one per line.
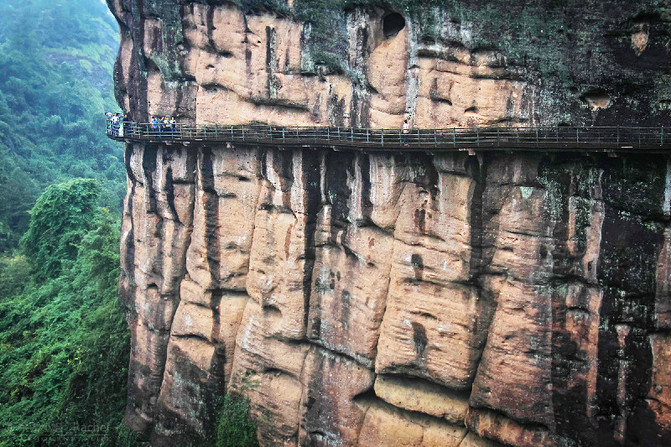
<box><xmin>209</xmin><ymin>393</ymin><xmax>258</xmax><ymax>447</ymax></box>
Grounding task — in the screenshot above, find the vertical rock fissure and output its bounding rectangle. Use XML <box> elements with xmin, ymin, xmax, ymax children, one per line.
<box><xmin>403</xmin><ymin>19</ymin><xmax>419</xmax><ymax>118</ymax></box>
<box><xmin>302</xmin><ymin>149</ymin><xmax>321</xmax><ymax>336</ymax></box>
<box><xmin>266</xmin><ymin>26</ymin><xmax>279</xmax><ymax>100</ymax></box>
<box><xmin>201</xmin><ymin>147</ymin><xmax>221</xmax><ymax>285</ymax></box>
<box><xmin>348</xmin><ymin>9</ymin><xmax>372</xmax><ymax>128</ymax></box>
<box><xmin>129</xmin><ymin>0</ymin><xmax>148</xmax><ymax>120</ymax></box>
<box><xmin>594</xmin><ymin>157</ymin><xmax>665</xmax><ymax>445</ymax></box>
<box><xmin>468</xmin><ymin>154</ymin><xmax>486</xmax><ymax>281</ymax></box>
<box><xmin>465</xmin><ymin>153</ymin><xmax>496</xmax><ymax>384</ymax></box>
<box><xmin>142</xmin><ymin>145</ymin><xmax>164</xmax><ymax>287</ymax></box>
<box><xmin>547</xmin><ymin>159</ymin><xmax>598</xmax><ymax>444</ymax></box>
<box><xmin>123</xmin><ymin>144</ymin><xmax>137</xmax><ymax>282</ymax></box>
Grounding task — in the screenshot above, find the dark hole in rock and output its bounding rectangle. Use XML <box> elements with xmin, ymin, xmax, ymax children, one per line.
<box><xmin>383</xmin><ymin>13</ymin><xmax>405</xmax><ymax>39</ymax></box>
<box><xmin>411</xmin><ymin>322</ymin><xmax>427</xmax><ymax>356</ymax></box>
<box><xmin>580</xmin><ymin>88</ymin><xmax>611</xmax><ymax>110</ymax></box>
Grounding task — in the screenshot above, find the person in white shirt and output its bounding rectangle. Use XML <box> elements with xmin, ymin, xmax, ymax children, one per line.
<box><xmin>402</xmin><ymin>118</ymin><xmax>409</xmax><ymax>146</ymax></box>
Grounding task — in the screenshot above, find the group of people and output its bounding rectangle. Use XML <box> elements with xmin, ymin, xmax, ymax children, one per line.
<box><xmin>151</xmin><ymin>116</ymin><xmax>177</xmax><ymax>135</ymax></box>
<box><xmin>105</xmin><ymin>111</ymin><xmax>129</xmax><ymax>137</ymax></box>
<box><xmin>105</xmin><ymin>112</ymin><xmax>180</xmax><ymax>138</ymax></box>
<box><xmin>106</xmin><ymin>112</ymin><xmax>414</xmax><ymax>143</ymax></box>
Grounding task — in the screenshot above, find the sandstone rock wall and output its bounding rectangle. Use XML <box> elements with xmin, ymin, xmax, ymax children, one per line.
<box><xmin>108</xmin><ymin>0</ymin><xmax>671</xmax><ymax>130</ymax></box>
<box><xmin>109</xmin><ymin>1</ymin><xmax>671</xmax><ymax>446</ymax></box>
<box><xmin>119</xmin><ymin>141</ymin><xmax>671</xmax><ymax>446</ymax></box>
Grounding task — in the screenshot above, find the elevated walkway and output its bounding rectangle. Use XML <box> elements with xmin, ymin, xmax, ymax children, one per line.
<box><xmin>106</xmin><ymin>121</ymin><xmax>671</xmax><ymax>153</ymax></box>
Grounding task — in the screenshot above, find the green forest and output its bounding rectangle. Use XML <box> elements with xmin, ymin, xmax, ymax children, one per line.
<box><xmin>0</xmin><ymin>1</ymin><xmax>256</xmax><ymax>445</ymax></box>
<box><xmin>0</xmin><ymin>0</ymin><xmax>135</xmax><ymax>445</ymax></box>
<box><xmin>0</xmin><ymin>0</ymin><xmax>124</xmax><ymax>251</ymax></box>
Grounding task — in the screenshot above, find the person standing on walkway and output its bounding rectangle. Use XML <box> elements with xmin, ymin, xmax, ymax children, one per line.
<box><xmin>151</xmin><ymin>117</ymin><xmax>159</xmax><ymax>136</ymax></box>
<box><xmin>402</xmin><ymin>118</ymin><xmax>409</xmax><ymax>147</ymax></box>
<box><xmin>111</xmin><ymin>113</ymin><xmax>120</xmax><ymax>136</ymax></box>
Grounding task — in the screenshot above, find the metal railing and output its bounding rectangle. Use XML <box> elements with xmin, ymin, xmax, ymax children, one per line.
<box><xmin>106</xmin><ymin>120</ymin><xmax>670</xmax><ymax>152</ymax></box>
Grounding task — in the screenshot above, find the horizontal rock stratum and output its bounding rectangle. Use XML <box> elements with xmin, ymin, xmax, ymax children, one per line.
<box><xmin>108</xmin><ymin>1</ymin><xmax>671</xmax><ymax>445</ymax></box>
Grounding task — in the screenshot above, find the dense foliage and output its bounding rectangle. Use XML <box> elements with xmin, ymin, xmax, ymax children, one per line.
<box><xmin>0</xmin><ymin>2</ymin><xmax>259</xmax><ymax>445</ymax></box>
<box><xmin>208</xmin><ymin>394</ymin><xmax>259</xmax><ymax>447</ymax></box>
<box><xmin>0</xmin><ymin>179</ymin><xmax>258</xmax><ymax>447</ymax></box>
<box><xmin>0</xmin><ymin>1</ymin><xmax>140</xmax><ymax>445</ymax></box>
<box><xmin>0</xmin><ymin>0</ymin><xmax>124</xmax><ymax>252</ymax></box>
<box><xmin>0</xmin><ymin>179</ymin><xmax>138</xmax><ymax>446</ymax></box>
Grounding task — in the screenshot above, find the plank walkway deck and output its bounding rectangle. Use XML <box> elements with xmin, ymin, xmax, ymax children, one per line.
<box><xmin>106</xmin><ymin>121</ymin><xmax>671</xmax><ymax>153</ymax></box>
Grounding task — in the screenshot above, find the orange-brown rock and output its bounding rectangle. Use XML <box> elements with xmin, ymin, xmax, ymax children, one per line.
<box><xmin>110</xmin><ymin>1</ymin><xmax>671</xmax><ymax>446</ymax></box>
<box><xmin>117</xmin><ymin>140</ymin><xmax>671</xmax><ymax>446</ymax></box>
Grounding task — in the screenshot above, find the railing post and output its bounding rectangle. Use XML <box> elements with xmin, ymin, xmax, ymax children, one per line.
<box><xmin>617</xmin><ymin>126</ymin><xmax>620</xmax><ymax>145</ymax></box>
<box><xmin>434</xmin><ymin>129</ymin><xmax>437</xmax><ymax>145</ymax></box>
<box><xmin>367</xmin><ymin>129</ymin><xmax>370</xmax><ymax>143</ymax></box>
<box><xmin>350</xmin><ymin>128</ymin><xmax>353</xmax><ymax>142</ymax></box>
<box><xmin>639</xmin><ymin>128</ymin><xmax>642</xmax><ymax>146</ymax></box>
<box><xmin>242</xmin><ymin>127</ymin><xmax>245</xmax><ymax>141</ymax></box>
<box><xmin>576</xmin><ymin>128</ymin><xmax>579</xmax><ymax>145</ymax></box>
<box><xmin>327</xmin><ymin>127</ymin><xmax>330</xmax><ymax>141</ymax></box>
<box><xmin>476</xmin><ymin>128</ymin><xmax>480</xmax><ymax>147</ymax></box>
<box><xmin>381</xmin><ymin>129</ymin><xmax>384</xmax><ymax>147</ymax></box>
<box><xmin>282</xmin><ymin>127</ymin><xmax>285</xmax><ymax>142</ymax></box>
<box><xmin>453</xmin><ymin>128</ymin><xmax>456</xmax><ymax>146</ymax></box>
<box><xmin>536</xmin><ymin>129</ymin><xmax>539</xmax><ymax>146</ymax></box>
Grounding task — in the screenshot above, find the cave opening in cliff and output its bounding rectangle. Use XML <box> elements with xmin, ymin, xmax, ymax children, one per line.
<box><xmin>383</xmin><ymin>12</ymin><xmax>405</xmax><ymax>39</ymax></box>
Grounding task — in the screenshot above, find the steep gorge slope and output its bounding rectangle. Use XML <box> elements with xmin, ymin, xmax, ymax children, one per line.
<box><xmin>109</xmin><ymin>1</ymin><xmax>671</xmax><ymax>445</ymax></box>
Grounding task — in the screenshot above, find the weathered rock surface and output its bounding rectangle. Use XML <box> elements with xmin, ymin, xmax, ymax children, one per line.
<box><xmin>110</xmin><ymin>1</ymin><xmax>671</xmax><ymax>446</ymax></box>
<box><xmin>118</xmin><ymin>142</ymin><xmax>671</xmax><ymax>447</ymax></box>
<box><xmin>109</xmin><ymin>0</ymin><xmax>671</xmax><ymax>129</ymax></box>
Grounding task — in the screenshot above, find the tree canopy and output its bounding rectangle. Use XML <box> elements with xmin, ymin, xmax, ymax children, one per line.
<box><xmin>0</xmin><ymin>0</ymin><xmax>124</xmax><ymax>252</ymax></box>
<box><xmin>0</xmin><ymin>179</ymin><xmax>138</xmax><ymax>446</ymax></box>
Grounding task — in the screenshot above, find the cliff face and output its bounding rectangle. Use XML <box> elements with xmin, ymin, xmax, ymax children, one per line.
<box><xmin>119</xmin><ymin>142</ymin><xmax>671</xmax><ymax>447</ymax></box>
<box><xmin>109</xmin><ymin>0</ymin><xmax>671</xmax><ymax>128</ymax></box>
<box><xmin>109</xmin><ymin>1</ymin><xmax>671</xmax><ymax>446</ymax></box>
